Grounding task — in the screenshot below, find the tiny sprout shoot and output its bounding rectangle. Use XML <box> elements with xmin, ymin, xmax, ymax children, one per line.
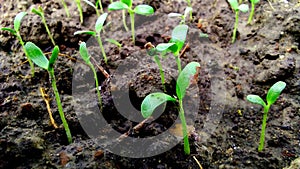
<box><xmin>248</xmin><ymin>0</ymin><xmax>260</xmax><ymax>24</ymax></box>
<box><xmin>168</xmin><ymin>7</ymin><xmax>193</xmax><ymax>24</ymax></box>
<box><xmin>74</xmin><ymin>13</ymin><xmax>108</xmax><ymax>64</ymax></box>
<box><xmin>141</xmin><ymin>62</ymin><xmax>200</xmax><ymax>155</ymax></box>
<box><xmin>227</xmin><ymin>0</ymin><xmax>249</xmax><ymax>43</ymax></box>
<box><xmin>74</xmin><ymin>0</ymin><xmax>84</xmax><ymax>24</ymax></box>
<box><xmin>24</xmin><ymin>42</ymin><xmax>72</xmax><ymax>144</ymax></box>
<box><xmin>108</xmin><ymin>0</ymin><xmax>154</xmax><ymax>44</ymax></box>
<box><xmin>96</xmin><ymin>0</ymin><xmax>104</xmax><ymax>14</ymax></box>
<box><xmin>186</xmin><ymin>0</ymin><xmax>192</xmax><ymax>21</ymax></box>
<box><xmin>106</xmin><ymin>38</ymin><xmax>122</xmax><ymax>50</ymax></box>
<box><xmin>1</xmin><ymin>12</ymin><xmax>35</xmax><ymax>76</ymax></box>
<box><xmin>79</xmin><ymin>42</ymin><xmax>103</xmax><ymax>110</ymax></box>
<box><xmin>32</xmin><ymin>6</ymin><xmax>56</xmax><ymax>46</ymax></box>
<box><xmin>83</xmin><ymin>0</ymin><xmax>100</xmax><ymax>16</ymax></box>
<box><xmin>247</xmin><ymin>81</ymin><xmax>286</xmax><ymax>152</ymax></box>
<box><xmin>61</xmin><ymin>0</ymin><xmax>70</xmax><ymax>17</ymax></box>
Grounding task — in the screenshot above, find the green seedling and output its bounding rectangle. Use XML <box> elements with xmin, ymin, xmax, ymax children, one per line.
<box><xmin>74</xmin><ymin>0</ymin><xmax>84</xmax><ymax>24</ymax></box>
<box><xmin>74</xmin><ymin>13</ymin><xmax>108</xmax><ymax>64</ymax></box>
<box><xmin>247</xmin><ymin>81</ymin><xmax>286</xmax><ymax>152</ymax></box>
<box><xmin>79</xmin><ymin>42</ymin><xmax>103</xmax><ymax>110</ymax></box>
<box><xmin>32</xmin><ymin>6</ymin><xmax>56</xmax><ymax>46</ymax></box>
<box><xmin>186</xmin><ymin>0</ymin><xmax>192</xmax><ymax>21</ymax></box>
<box><xmin>24</xmin><ymin>42</ymin><xmax>72</xmax><ymax>143</ymax></box>
<box><xmin>1</xmin><ymin>12</ymin><xmax>35</xmax><ymax>76</ymax></box>
<box><xmin>61</xmin><ymin>0</ymin><xmax>70</xmax><ymax>17</ymax></box>
<box><xmin>108</xmin><ymin>0</ymin><xmax>154</xmax><ymax>44</ymax></box>
<box><xmin>83</xmin><ymin>0</ymin><xmax>100</xmax><ymax>16</ymax></box>
<box><xmin>168</xmin><ymin>7</ymin><xmax>193</xmax><ymax>24</ymax></box>
<box><xmin>247</xmin><ymin>0</ymin><xmax>259</xmax><ymax>24</ymax></box>
<box><xmin>106</xmin><ymin>38</ymin><xmax>122</xmax><ymax>50</ymax></box>
<box><xmin>227</xmin><ymin>0</ymin><xmax>249</xmax><ymax>43</ymax></box>
<box><xmin>141</xmin><ymin>62</ymin><xmax>200</xmax><ymax>155</ymax></box>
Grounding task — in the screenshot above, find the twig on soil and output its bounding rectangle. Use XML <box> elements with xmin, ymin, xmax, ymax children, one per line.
<box><xmin>193</xmin><ymin>156</ymin><xmax>203</xmax><ymax>169</ymax></box>
<box><xmin>267</xmin><ymin>0</ymin><xmax>275</xmax><ymax>11</ymax></box>
<box><xmin>179</xmin><ymin>43</ymin><xmax>189</xmax><ymax>58</ymax></box>
<box><xmin>44</xmin><ymin>52</ymin><xmax>78</xmax><ymax>62</ymax></box>
<box><xmin>39</xmin><ymin>87</ymin><xmax>58</xmax><ymax>129</ymax></box>
<box><xmin>90</xmin><ymin>56</ymin><xmax>110</xmax><ymax>79</ymax></box>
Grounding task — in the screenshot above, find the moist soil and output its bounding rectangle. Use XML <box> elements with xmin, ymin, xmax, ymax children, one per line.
<box><xmin>0</xmin><ymin>0</ymin><xmax>299</xmax><ymax>168</ymax></box>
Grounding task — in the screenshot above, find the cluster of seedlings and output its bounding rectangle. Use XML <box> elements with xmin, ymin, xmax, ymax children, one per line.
<box><xmin>1</xmin><ymin>0</ymin><xmax>287</xmax><ymax>155</ymax></box>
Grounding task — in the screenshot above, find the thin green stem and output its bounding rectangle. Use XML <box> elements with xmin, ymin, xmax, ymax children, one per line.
<box><xmin>98</xmin><ymin>0</ymin><xmax>103</xmax><ymax>13</ymax></box>
<box><xmin>89</xmin><ymin>63</ymin><xmax>103</xmax><ymax>110</ymax></box>
<box><xmin>17</xmin><ymin>33</ymin><xmax>35</xmax><ymax>77</ymax></box>
<box><xmin>76</xmin><ymin>0</ymin><xmax>83</xmax><ymax>24</ymax></box>
<box><xmin>154</xmin><ymin>55</ymin><xmax>166</xmax><ymax>92</ymax></box>
<box><xmin>61</xmin><ymin>0</ymin><xmax>70</xmax><ymax>17</ymax></box>
<box><xmin>186</xmin><ymin>0</ymin><xmax>192</xmax><ymax>21</ymax></box>
<box><xmin>122</xmin><ymin>10</ymin><xmax>129</xmax><ymax>31</ymax></box>
<box><xmin>179</xmin><ymin>99</ymin><xmax>190</xmax><ymax>155</ymax></box>
<box><xmin>258</xmin><ymin>105</ymin><xmax>270</xmax><ymax>152</ymax></box>
<box><xmin>248</xmin><ymin>2</ymin><xmax>255</xmax><ymax>24</ymax></box>
<box><xmin>175</xmin><ymin>54</ymin><xmax>182</xmax><ymax>74</ymax></box>
<box><xmin>96</xmin><ymin>34</ymin><xmax>107</xmax><ymax>64</ymax></box>
<box><xmin>41</xmin><ymin>14</ymin><xmax>56</xmax><ymax>46</ymax></box>
<box><xmin>49</xmin><ymin>68</ymin><xmax>72</xmax><ymax>144</ymax></box>
<box><xmin>129</xmin><ymin>11</ymin><xmax>135</xmax><ymax>44</ymax></box>
<box><xmin>232</xmin><ymin>11</ymin><xmax>239</xmax><ymax>43</ymax></box>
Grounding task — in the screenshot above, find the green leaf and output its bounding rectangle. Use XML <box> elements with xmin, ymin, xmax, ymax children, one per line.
<box><xmin>74</xmin><ymin>30</ymin><xmax>96</xmax><ymax>36</ymax></box>
<box><xmin>108</xmin><ymin>2</ymin><xmax>128</xmax><ymax>11</ymax></box>
<box><xmin>266</xmin><ymin>81</ymin><xmax>286</xmax><ymax>106</ymax></box>
<box><xmin>227</xmin><ymin>0</ymin><xmax>239</xmax><ymax>11</ymax></box>
<box><xmin>31</xmin><ymin>7</ymin><xmax>43</xmax><ymax>17</ymax></box>
<box><xmin>141</xmin><ymin>92</ymin><xmax>176</xmax><ymax>118</ymax></box>
<box><xmin>49</xmin><ymin>46</ymin><xmax>60</xmax><ymax>68</ymax></box>
<box><xmin>238</xmin><ymin>4</ymin><xmax>249</xmax><ymax>13</ymax></box>
<box><xmin>169</xmin><ymin>24</ymin><xmax>188</xmax><ymax>54</ymax></box>
<box><xmin>14</xmin><ymin>12</ymin><xmax>27</xmax><ymax>31</ymax></box>
<box><xmin>1</xmin><ymin>27</ymin><xmax>17</xmax><ymax>35</ymax></box>
<box><xmin>121</xmin><ymin>0</ymin><xmax>132</xmax><ymax>8</ymax></box>
<box><xmin>134</xmin><ymin>5</ymin><xmax>154</xmax><ymax>15</ymax></box>
<box><xmin>184</xmin><ymin>7</ymin><xmax>192</xmax><ymax>18</ymax></box>
<box><xmin>106</xmin><ymin>38</ymin><xmax>122</xmax><ymax>47</ymax></box>
<box><xmin>24</xmin><ymin>42</ymin><xmax>49</xmax><ymax>70</ymax></box>
<box><xmin>176</xmin><ymin>62</ymin><xmax>200</xmax><ymax>100</ymax></box>
<box><xmin>82</xmin><ymin>0</ymin><xmax>96</xmax><ymax>9</ymax></box>
<box><xmin>79</xmin><ymin>42</ymin><xmax>91</xmax><ymax>64</ymax></box>
<box><xmin>156</xmin><ymin>43</ymin><xmax>176</xmax><ymax>52</ymax></box>
<box><xmin>95</xmin><ymin>13</ymin><xmax>108</xmax><ymax>33</ymax></box>
<box><xmin>251</xmin><ymin>0</ymin><xmax>260</xmax><ymax>4</ymax></box>
<box><xmin>247</xmin><ymin>95</ymin><xmax>266</xmax><ymax>107</ymax></box>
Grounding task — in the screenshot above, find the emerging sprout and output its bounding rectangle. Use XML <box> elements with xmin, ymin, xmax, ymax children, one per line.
<box><xmin>247</xmin><ymin>81</ymin><xmax>286</xmax><ymax>152</ymax></box>
<box><xmin>74</xmin><ymin>13</ymin><xmax>108</xmax><ymax>64</ymax></box>
<box><xmin>82</xmin><ymin>0</ymin><xmax>101</xmax><ymax>16</ymax></box>
<box><xmin>106</xmin><ymin>38</ymin><xmax>122</xmax><ymax>50</ymax></box>
<box><xmin>108</xmin><ymin>0</ymin><xmax>154</xmax><ymax>44</ymax></box>
<box><xmin>74</xmin><ymin>0</ymin><xmax>84</xmax><ymax>24</ymax></box>
<box><xmin>168</xmin><ymin>7</ymin><xmax>193</xmax><ymax>24</ymax></box>
<box><xmin>31</xmin><ymin>6</ymin><xmax>56</xmax><ymax>46</ymax></box>
<box><xmin>186</xmin><ymin>0</ymin><xmax>192</xmax><ymax>21</ymax></box>
<box><xmin>79</xmin><ymin>42</ymin><xmax>103</xmax><ymax>110</ymax></box>
<box><xmin>141</xmin><ymin>62</ymin><xmax>200</xmax><ymax>155</ymax></box>
<box><xmin>24</xmin><ymin>42</ymin><xmax>72</xmax><ymax>144</ymax></box>
<box><xmin>61</xmin><ymin>0</ymin><xmax>70</xmax><ymax>17</ymax></box>
<box><xmin>248</xmin><ymin>0</ymin><xmax>260</xmax><ymax>24</ymax></box>
<box><xmin>227</xmin><ymin>0</ymin><xmax>249</xmax><ymax>43</ymax></box>
<box><xmin>1</xmin><ymin>12</ymin><xmax>35</xmax><ymax>76</ymax></box>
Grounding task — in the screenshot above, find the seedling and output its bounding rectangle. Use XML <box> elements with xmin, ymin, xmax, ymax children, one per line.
<box><xmin>1</xmin><ymin>12</ymin><xmax>35</xmax><ymax>76</ymax></box>
<box><xmin>106</xmin><ymin>38</ymin><xmax>122</xmax><ymax>50</ymax></box>
<box><xmin>186</xmin><ymin>0</ymin><xmax>193</xmax><ymax>21</ymax></box>
<box><xmin>247</xmin><ymin>81</ymin><xmax>286</xmax><ymax>152</ymax></box>
<box><xmin>61</xmin><ymin>0</ymin><xmax>70</xmax><ymax>17</ymax></box>
<box><xmin>168</xmin><ymin>7</ymin><xmax>193</xmax><ymax>24</ymax></box>
<box><xmin>247</xmin><ymin>0</ymin><xmax>260</xmax><ymax>24</ymax></box>
<box><xmin>74</xmin><ymin>13</ymin><xmax>108</xmax><ymax>64</ymax></box>
<box><xmin>79</xmin><ymin>42</ymin><xmax>103</xmax><ymax>110</ymax></box>
<box><xmin>83</xmin><ymin>0</ymin><xmax>101</xmax><ymax>16</ymax></box>
<box><xmin>24</xmin><ymin>42</ymin><xmax>72</xmax><ymax>143</ymax></box>
<box><xmin>32</xmin><ymin>6</ymin><xmax>56</xmax><ymax>46</ymax></box>
<box><xmin>108</xmin><ymin>0</ymin><xmax>154</xmax><ymax>44</ymax></box>
<box><xmin>227</xmin><ymin>0</ymin><xmax>249</xmax><ymax>43</ymax></box>
<box><xmin>75</xmin><ymin>0</ymin><xmax>84</xmax><ymax>24</ymax></box>
<box><xmin>141</xmin><ymin>62</ymin><xmax>200</xmax><ymax>155</ymax></box>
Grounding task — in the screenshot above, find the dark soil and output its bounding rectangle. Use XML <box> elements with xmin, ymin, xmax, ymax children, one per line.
<box><xmin>0</xmin><ymin>0</ymin><xmax>299</xmax><ymax>168</ymax></box>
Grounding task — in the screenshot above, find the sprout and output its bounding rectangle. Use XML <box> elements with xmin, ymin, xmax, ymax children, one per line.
<box><xmin>141</xmin><ymin>62</ymin><xmax>200</xmax><ymax>155</ymax></box>
<box><xmin>1</xmin><ymin>12</ymin><xmax>35</xmax><ymax>76</ymax></box>
<box><xmin>24</xmin><ymin>42</ymin><xmax>72</xmax><ymax>143</ymax></box>
<box><xmin>106</xmin><ymin>38</ymin><xmax>122</xmax><ymax>50</ymax></box>
<box><xmin>82</xmin><ymin>0</ymin><xmax>101</xmax><ymax>16</ymax></box>
<box><xmin>247</xmin><ymin>81</ymin><xmax>286</xmax><ymax>151</ymax></box>
<box><xmin>74</xmin><ymin>13</ymin><xmax>108</xmax><ymax>64</ymax></box>
<box><xmin>74</xmin><ymin>0</ymin><xmax>84</xmax><ymax>24</ymax></box>
<box><xmin>61</xmin><ymin>0</ymin><xmax>70</xmax><ymax>17</ymax></box>
<box><xmin>248</xmin><ymin>0</ymin><xmax>260</xmax><ymax>24</ymax></box>
<box><xmin>168</xmin><ymin>7</ymin><xmax>193</xmax><ymax>24</ymax></box>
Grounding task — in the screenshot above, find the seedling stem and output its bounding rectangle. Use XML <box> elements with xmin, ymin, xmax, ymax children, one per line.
<box><xmin>122</xmin><ymin>10</ymin><xmax>129</xmax><ymax>31</ymax></box>
<box><xmin>179</xmin><ymin>99</ymin><xmax>190</xmax><ymax>154</ymax></box>
<box><xmin>61</xmin><ymin>0</ymin><xmax>70</xmax><ymax>17</ymax></box>
<box><xmin>232</xmin><ymin>10</ymin><xmax>239</xmax><ymax>43</ymax></box>
<box><xmin>153</xmin><ymin>55</ymin><xmax>166</xmax><ymax>91</ymax></box>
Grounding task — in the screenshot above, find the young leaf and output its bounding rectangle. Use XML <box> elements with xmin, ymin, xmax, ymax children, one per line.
<box><xmin>95</xmin><ymin>13</ymin><xmax>108</xmax><ymax>33</ymax></box>
<box><xmin>121</xmin><ymin>0</ymin><xmax>132</xmax><ymax>8</ymax></box>
<box><xmin>31</xmin><ymin>7</ymin><xmax>43</xmax><ymax>17</ymax></box>
<box><xmin>156</xmin><ymin>43</ymin><xmax>176</xmax><ymax>52</ymax></box>
<box><xmin>108</xmin><ymin>1</ymin><xmax>128</xmax><ymax>10</ymax></box>
<box><xmin>74</xmin><ymin>30</ymin><xmax>96</xmax><ymax>36</ymax></box>
<box><xmin>266</xmin><ymin>81</ymin><xmax>286</xmax><ymax>106</ymax></box>
<box><xmin>106</xmin><ymin>38</ymin><xmax>122</xmax><ymax>47</ymax></box>
<box><xmin>176</xmin><ymin>62</ymin><xmax>200</xmax><ymax>100</ymax></box>
<box><xmin>24</xmin><ymin>42</ymin><xmax>49</xmax><ymax>70</ymax></box>
<box><xmin>247</xmin><ymin>95</ymin><xmax>266</xmax><ymax>107</ymax></box>
<box><xmin>82</xmin><ymin>0</ymin><xmax>96</xmax><ymax>9</ymax></box>
<box><xmin>49</xmin><ymin>46</ymin><xmax>60</xmax><ymax>68</ymax></box>
<box><xmin>134</xmin><ymin>5</ymin><xmax>154</xmax><ymax>15</ymax></box>
<box><xmin>141</xmin><ymin>92</ymin><xmax>176</xmax><ymax>118</ymax></box>
<box><xmin>238</xmin><ymin>4</ymin><xmax>249</xmax><ymax>12</ymax></box>
<box><xmin>79</xmin><ymin>42</ymin><xmax>91</xmax><ymax>64</ymax></box>
<box><xmin>169</xmin><ymin>24</ymin><xmax>188</xmax><ymax>54</ymax></box>
<box><xmin>184</xmin><ymin>7</ymin><xmax>193</xmax><ymax>18</ymax></box>
<box><xmin>14</xmin><ymin>12</ymin><xmax>27</xmax><ymax>31</ymax></box>
<box><xmin>168</xmin><ymin>13</ymin><xmax>183</xmax><ymax>18</ymax></box>
<box><xmin>1</xmin><ymin>27</ymin><xmax>17</xmax><ymax>35</ymax></box>
<box><xmin>227</xmin><ymin>0</ymin><xmax>239</xmax><ymax>11</ymax></box>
